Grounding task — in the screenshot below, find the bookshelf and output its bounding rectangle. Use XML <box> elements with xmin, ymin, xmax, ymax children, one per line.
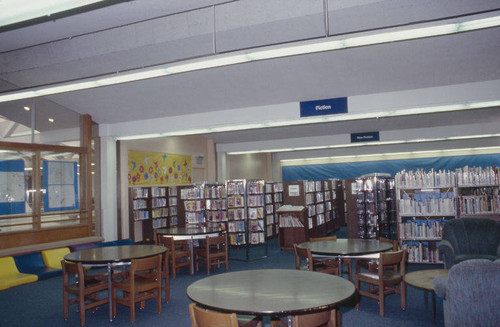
<box><xmin>226</xmin><ymin>179</ymin><xmax>268</xmax><ymax>261</ymax></box>
<box><xmin>455</xmin><ymin>166</ymin><xmax>500</xmax><ymax>220</ymax></box>
<box><xmin>179</xmin><ymin>184</ymin><xmax>206</xmax><ymax>228</ymax></box>
<box><xmin>168</xmin><ymin>186</ymin><xmax>178</xmax><ymax>227</ymax></box>
<box><xmin>395</xmin><ymin>169</ymin><xmax>456</xmax><ymax>264</ymax></box>
<box><xmin>204</xmin><ymin>182</ymin><xmax>227</xmax><ymax>230</ymax></box>
<box><xmin>128</xmin><ymin>186</ymin><xmax>172</xmax><ymax>243</ymax></box>
<box><xmin>277</xmin><ymin>205</ymin><xmax>308</xmax><ymax>250</ymax></box>
<box><xmin>265</xmin><ymin>182</ymin><xmax>276</xmax><ymax>238</ymax></box>
<box><xmin>272</xmin><ymin>182</ymin><xmax>284</xmax><ymax>238</ymax></box>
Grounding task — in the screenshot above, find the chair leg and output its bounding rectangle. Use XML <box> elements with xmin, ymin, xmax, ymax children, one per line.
<box><xmin>206</xmin><ymin>259</ymin><xmax>210</xmax><ymax>275</ymax></box>
<box><xmin>63</xmin><ymin>290</ymin><xmax>69</xmax><ymax>320</ymax></box>
<box><xmin>355</xmin><ymin>277</ymin><xmax>360</xmax><ymax>310</ymax></box>
<box><xmin>79</xmin><ymin>292</ymin><xmax>85</xmax><ymax>326</ymax></box>
<box><xmin>130</xmin><ymin>292</ymin><xmax>136</xmax><ymax>323</ymax></box>
<box><xmin>171</xmin><ymin>258</ymin><xmax>176</xmax><ymax>279</ymax></box>
<box><xmin>401</xmin><ymin>281</ymin><xmax>407</xmax><ymax>310</ymax></box>
<box><xmin>112</xmin><ymin>288</ymin><xmax>117</xmax><ymax>318</ymax></box>
<box><xmin>157</xmin><ymin>289</ymin><xmax>162</xmax><ymax>314</ymax></box>
<box><xmin>379</xmin><ymin>284</ymin><xmax>385</xmax><ymax>317</ymax></box>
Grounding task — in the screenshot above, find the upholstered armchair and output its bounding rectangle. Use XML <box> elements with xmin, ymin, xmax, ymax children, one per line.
<box><xmin>438</xmin><ymin>218</ymin><xmax>500</xmax><ymax>269</ymax></box>
<box><xmin>433</xmin><ymin>259</ymin><xmax>500</xmax><ymax>327</ymax></box>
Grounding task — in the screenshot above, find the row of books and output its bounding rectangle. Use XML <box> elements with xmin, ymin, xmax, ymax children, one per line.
<box><xmin>206</xmin><ymin>211</ymin><xmax>227</xmax><ymax>222</ymax></box>
<box><xmin>249</xmin><ymin>220</ymin><xmax>264</xmax><ymax>232</ymax></box>
<box><xmin>152</xmin><ymin>217</ymin><xmax>168</xmax><ymax>229</ymax></box>
<box><xmin>395</xmin><ymin>169</ymin><xmax>456</xmax><ymax>188</ymax></box>
<box><xmin>133</xmin><ymin>210</ymin><xmax>149</xmax><ymax>220</ymax></box>
<box><xmin>152</xmin><ymin>198</ymin><xmax>167</xmax><ymax>208</ymax></box>
<box><xmin>458</xmin><ymin>195</ymin><xmax>500</xmax><ymax>214</ymax></box>
<box><xmin>456</xmin><ymin>166</ymin><xmax>500</xmax><ymax>186</ymax></box>
<box><xmin>204</xmin><ymin>186</ymin><xmax>225</xmax><ymax>198</ymax></box>
<box><xmin>205</xmin><ymin>199</ymin><xmax>226</xmax><ymax>210</ymax></box>
<box><xmin>228</xmin><ymin>221</ymin><xmax>246</xmax><ymax>232</ymax></box>
<box><xmin>400</xmin><ymin>218</ymin><xmax>446</xmax><ymax>239</ymax></box>
<box><xmin>227</xmin><ymin>182</ymin><xmax>245</xmax><ymax>195</ymax></box>
<box><xmin>132</xmin><ymin>188</ymin><xmax>149</xmax><ymax>198</ymax></box>
<box><xmin>151</xmin><ymin>207</ymin><xmax>168</xmax><ymax>218</ymax></box>
<box><xmin>132</xmin><ymin>199</ymin><xmax>147</xmax><ymax>210</ymax></box>
<box><xmin>249</xmin><ymin>231</ymin><xmax>265</xmax><ymax>244</ymax></box>
<box><xmin>186</xmin><ymin>212</ymin><xmax>205</xmax><ymax>224</ymax></box>
<box><xmin>398</xmin><ymin>198</ymin><xmax>456</xmax><ymax>216</ymax></box>
<box><xmin>279</xmin><ymin>215</ymin><xmax>304</xmax><ymax>227</ymax></box>
<box><xmin>402</xmin><ymin>241</ymin><xmax>442</xmax><ymax>263</ymax></box>
<box><xmin>247</xmin><ymin>182</ymin><xmax>264</xmax><ymax>194</ymax></box>
<box><xmin>180</xmin><ymin>186</ymin><xmax>204</xmax><ymax>199</ymax></box>
<box><xmin>248</xmin><ymin>207</ymin><xmax>264</xmax><ymax>219</ymax></box>
<box><xmin>184</xmin><ymin>200</ymin><xmax>204</xmax><ymax>211</ymax></box>
<box><xmin>229</xmin><ymin>233</ymin><xmax>246</xmax><ymax>245</ymax></box>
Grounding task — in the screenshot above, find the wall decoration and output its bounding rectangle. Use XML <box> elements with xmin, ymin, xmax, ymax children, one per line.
<box><xmin>128</xmin><ymin>150</ymin><xmax>192</xmax><ymax>186</ymax></box>
<box><xmin>0</xmin><ymin>159</ymin><xmax>26</xmax><ymax>215</ymax></box>
<box><xmin>43</xmin><ymin>160</ymin><xmax>79</xmax><ymax>212</ymax></box>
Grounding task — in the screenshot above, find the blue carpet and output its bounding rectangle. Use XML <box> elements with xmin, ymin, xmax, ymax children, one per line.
<box><xmin>0</xmin><ymin>230</ymin><xmax>443</xmax><ymax>327</ymax></box>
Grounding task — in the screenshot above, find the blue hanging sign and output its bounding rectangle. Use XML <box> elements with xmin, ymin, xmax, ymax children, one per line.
<box><xmin>300</xmin><ymin>97</ymin><xmax>348</xmax><ymax>117</ymax></box>
<box><xmin>351</xmin><ymin>131</ymin><xmax>380</xmax><ymax>143</ymax></box>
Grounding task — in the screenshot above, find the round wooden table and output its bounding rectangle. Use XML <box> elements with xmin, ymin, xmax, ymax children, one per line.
<box><xmin>404</xmin><ymin>269</ymin><xmax>449</xmax><ymax>322</ymax></box>
<box><xmin>64</xmin><ymin>244</ymin><xmax>167</xmax><ymax>321</ymax></box>
<box><xmin>298</xmin><ymin>238</ymin><xmax>394</xmax><ymax>279</ymax></box>
<box><xmin>155</xmin><ymin>227</ymin><xmax>223</xmax><ymax>274</ymax></box>
<box><xmin>187</xmin><ymin>269</ymin><xmax>355</xmax><ymax>327</ymax></box>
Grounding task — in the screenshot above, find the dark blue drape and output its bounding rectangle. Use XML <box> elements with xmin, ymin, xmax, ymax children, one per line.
<box><xmin>282</xmin><ymin>153</ymin><xmax>500</xmax><ymax>181</ymax></box>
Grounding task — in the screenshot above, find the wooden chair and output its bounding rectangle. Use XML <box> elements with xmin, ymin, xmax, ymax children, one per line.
<box><xmin>195</xmin><ymin>234</ymin><xmax>228</xmax><ymax>275</ymax></box>
<box><xmin>310</xmin><ymin>236</ymin><xmax>352</xmax><ymax>281</ymax></box>
<box><xmin>62</xmin><ymin>260</ymin><xmax>109</xmax><ymax>326</ymax></box>
<box><xmin>139</xmin><ymin>248</ymin><xmax>170</xmax><ymax>303</ymax></box>
<box><xmin>189</xmin><ymin>303</ymin><xmax>263</xmax><ymax>327</ymax></box>
<box><xmin>355</xmin><ymin>249</ymin><xmax>407</xmax><ymax>316</ymax></box>
<box><xmin>293</xmin><ymin>244</ymin><xmax>338</xmax><ymax>275</ymax></box>
<box><xmin>158</xmin><ymin>235</ymin><xmax>192</xmax><ymax>278</ymax></box>
<box><xmin>355</xmin><ymin>237</ymin><xmax>399</xmax><ymax>274</ymax></box>
<box><xmin>270</xmin><ymin>309</ymin><xmax>339</xmax><ymax>327</ymax></box>
<box><xmin>112</xmin><ymin>254</ymin><xmax>162</xmax><ymax>323</ymax></box>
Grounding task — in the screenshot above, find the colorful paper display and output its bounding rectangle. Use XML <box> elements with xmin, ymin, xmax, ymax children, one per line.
<box><xmin>128</xmin><ymin>150</ymin><xmax>191</xmax><ymax>186</ymax></box>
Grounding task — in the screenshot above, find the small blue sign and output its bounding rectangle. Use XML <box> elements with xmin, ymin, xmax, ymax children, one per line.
<box><xmin>351</xmin><ymin>132</ymin><xmax>380</xmax><ymax>143</ymax></box>
<box><xmin>300</xmin><ymin>97</ymin><xmax>348</xmax><ymax>117</ymax></box>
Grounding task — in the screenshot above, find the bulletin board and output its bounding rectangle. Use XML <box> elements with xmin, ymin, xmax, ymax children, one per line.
<box><xmin>0</xmin><ymin>159</ymin><xmax>26</xmax><ymax>215</ymax></box>
<box><xmin>128</xmin><ymin>150</ymin><xmax>192</xmax><ymax>186</ymax></box>
<box><xmin>43</xmin><ymin>160</ymin><xmax>79</xmax><ymax>212</ymax></box>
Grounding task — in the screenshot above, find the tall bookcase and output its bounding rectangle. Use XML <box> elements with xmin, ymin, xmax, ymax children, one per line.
<box><xmin>272</xmin><ymin>182</ymin><xmax>284</xmax><ymax>237</ymax></box>
<box><xmin>455</xmin><ymin>166</ymin><xmax>500</xmax><ymax>220</ymax></box>
<box><xmin>265</xmin><ymin>182</ymin><xmax>276</xmax><ymax>238</ymax></box>
<box><xmin>226</xmin><ymin>179</ymin><xmax>268</xmax><ymax>261</ymax></box>
<box><xmin>129</xmin><ymin>186</ymin><xmax>173</xmax><ymax>243</ymax></box>
<box><xmin>167</xmin><ymin>186</ymin><xmax>178</xmax><ymax>227</ymax></box>
<box><xmin>179</xmin><ymin>184</ymin><xmax>206</xmax><ymax>228</ymax></box>
<box><xmin>395</xmin><ymin>169</ymin><xmax>456</xmax><ymax>264</ymax></box>
<box><xmin>353</xmin><ymin>175</ymin><xmax>397</xmax><ymax>240</ymax></box>
<box><xmin>204</xmin><ymin>182</ymin><xmax>227</xmax><ymax>230</ymax></box>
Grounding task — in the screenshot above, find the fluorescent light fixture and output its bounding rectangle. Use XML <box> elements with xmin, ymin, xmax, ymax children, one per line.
<box><xmin>0</xmin><ymin>0</ymin><xmax>105</xmax><ymax>27</ymax></box>
<box><xmin>0</xmin><ymin>14</ymin><xmax>499</xmax><ymax>103</ymax></box>
<box><xmin>23</xmin><ymin>106</ymin><xmax>30</xmax><ymax>111</ymax></box>
<box><xmin>280</xmin><ymin>146</ymin><xmax>500</xmax><ymax>165</ymax></box>
<box><xmin>117</xmin><ymin>133</ymin><xmax>163</xmax><ymax>141</ymax></box>
<box><xmin>48</xmin><ymin>118</ymin><xmax>55</xmax><ymax>122</ymax></box>
<box><xmin>227</xmin><ymin>133</ymin><xmax>500</xmax><ymax>155</ymax></box>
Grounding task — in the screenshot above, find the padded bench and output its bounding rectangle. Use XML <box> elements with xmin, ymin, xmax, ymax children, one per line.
<box><xmin>14</xmin><ymin>252</ymin><xmax>62</xmax><ymax>280</ymax></box>
<box><xmin>0</xmin><ymin>256</ymin><xmax>38</xmax><ymax>290</ymax></box>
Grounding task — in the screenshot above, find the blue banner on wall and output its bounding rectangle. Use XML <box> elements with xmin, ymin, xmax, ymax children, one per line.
<box><xmin>300</xmin><ymin>97</ymin><xmax>348</xmax><ymax>117</ymax></box>
<box><xmin>43</xmin><ymin>160</ymin><xmax>79</xmax><ymax>212</ymax></box>
<box><xmin>282</xmin><ymin>153</ymin><xmax>500</xmax><ymax>181</ymax></box>
<box><xmin>351</xmin><ymin>131</ymin><xmax>380</xmax><ymax>143</ymax></box>
<box><xmin>0</xmin><ymin>160</ymin><xmax>26</xmax><ymax>215</ymax></box>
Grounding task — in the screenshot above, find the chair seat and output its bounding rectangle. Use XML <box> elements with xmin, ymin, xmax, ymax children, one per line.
<box><xmin>454</xmin><ymin>254</ymin><xmax>499</xmax><ymax>264</ymax></box>
<box><xmin>357</xmin><ymin>270</ymin><xmax>402</xmax><ymax>282</ymax></box>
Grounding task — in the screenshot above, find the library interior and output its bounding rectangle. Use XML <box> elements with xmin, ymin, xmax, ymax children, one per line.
<box><xmin>1</xmin><ymin>1</ymin><xmax>499</xmax><ymax>327</ymax></box>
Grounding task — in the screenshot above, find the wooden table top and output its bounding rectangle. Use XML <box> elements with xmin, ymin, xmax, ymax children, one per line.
<box><xmin>64</xmin><ymin>245</ymin><xmax>166</xmax><ymax>264</ymax></box>
<box><xmin>298</xmin><ymin>239</ymin><xmax>393</xmax><ymax>256</ymax></box>
<box><xmin>404</xmin><ymin>269</ymin><xmax>449</xmax><ymax>291</ymax></box>
<box><xmin>187</xmin><ymin>269</ymin><xmax>355</xmax><ymax>316</ymax></box>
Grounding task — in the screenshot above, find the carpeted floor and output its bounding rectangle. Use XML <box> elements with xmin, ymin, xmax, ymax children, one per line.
<box><xmin>0</xmin><ymin>229</ymin><xmax>444</xmax><ymax>327</ymax></box>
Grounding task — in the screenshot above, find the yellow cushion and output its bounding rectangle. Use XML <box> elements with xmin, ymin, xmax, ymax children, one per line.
<box><xmin>0</xmin><ymin>257</ymin><xmax>38</xmax><ymax>290</ymax></box>
<box><xmin>41</xmin><ymin>247</ymin><xmax>70</xmax><ymax>269</ymax></box>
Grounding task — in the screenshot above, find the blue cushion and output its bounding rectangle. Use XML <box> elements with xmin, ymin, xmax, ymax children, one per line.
<box><xmin>69</xmin><ymin>242</ymin><xmax>97</xmax><ymax>252</ymax></box>
<box><xmin>14</xmin><ymin>252</ymin><xmax>61</xmax><ymax>279</ymax></box>
<box><xmin>97</xmin><ymin>238</ymin><xmax>133</xmax><ymax>247</ymax></box>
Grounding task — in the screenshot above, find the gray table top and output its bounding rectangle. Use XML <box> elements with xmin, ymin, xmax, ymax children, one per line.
<box><xmin>298</xmin><ymin>238</ymin><xmax>393</xmax><ymax>256</ymax></box>
<box><xmin>64</xmin><ymin>244</ymin><xmax>166</xmax><ymax>264</ymax></box>
<box><xmin>155</xmin><ymin>226</ymin><xmax>222</xmax><ymax>236</ymax></box>
<box><xmin>187</xmin><ymin>269</ymin><xmax>355</xmax><ymax>316</ymax></box>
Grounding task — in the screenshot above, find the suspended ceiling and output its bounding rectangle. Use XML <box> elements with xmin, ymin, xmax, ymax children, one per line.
<box><xmin>0</xmin><ymin>0</ymin><xmax>499</xmax><ymax>151</ymax></box>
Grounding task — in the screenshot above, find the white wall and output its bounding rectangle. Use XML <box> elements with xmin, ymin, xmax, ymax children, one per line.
<box><xmin>227</xmin><ymin>153</ymin><xmax>273</xmax><ymax>180</ymax></box>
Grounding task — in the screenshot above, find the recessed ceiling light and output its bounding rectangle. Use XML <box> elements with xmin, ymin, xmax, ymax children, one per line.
<box><xmin>23</xmin><ymin>106</ymin><xmax>30</xmax><ymax>111</ymax></box>
<box><xmin>48</xmin><ymin>118</ymin><xmax>55</xmax><ymax>122</ymax></box>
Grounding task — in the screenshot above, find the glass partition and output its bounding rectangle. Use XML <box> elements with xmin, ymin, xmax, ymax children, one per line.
<box><xmin>0</xmin><ymin>146</ymin><xmax>89</xmax><ymax>234</ymax></box>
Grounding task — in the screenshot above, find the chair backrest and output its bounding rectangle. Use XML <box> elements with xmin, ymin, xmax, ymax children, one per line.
<box><xmin>189</xmin><ymin>303</ymin><xmax>239</xmax><ymax>327</ymax></box>
<box><xmin>378</xmin><ymin>250</ymin><xmax>406</xmax><ymax>278</ymax></box>
<box><xmin>292</xmin><ymin>309</ymin><xmax>335</xmax><ymax>327</ymax></box>
<box><xmin>207</xmin><ymin>234</ymin><xmax>228</xmax><ymax>248</ymax></box>
<box><xmin>130</xmin><ymin>254</ymin><xmax>162</xmax><ymax>276</ymax></box>
<box><xmin>0</xmin><ymin>256</ymin><xmax>20</xmax><ymax>277</ymax></box>
<box><xmin>158</xmin><ymin>235</ymin><xmax>175</xmax><ymax>251</ymax></box>
<box><xmin>61</xmin><ymin>260</ymin><xmax>85</xmax><ymax>290</ymax></box>
<box><xmin>293</xmin><ymin>244</ymin><xmax>313</xmax><ymax>271</ymax></box>
<box><xmin>310</xmin><ymin>235</ymin><xmax>337</xmax><ymax>242</ymax></box>
<box><xmin>379</xmin><ymin>237</ymin><xmax>399</xmax><ymax>251</ymax></box>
